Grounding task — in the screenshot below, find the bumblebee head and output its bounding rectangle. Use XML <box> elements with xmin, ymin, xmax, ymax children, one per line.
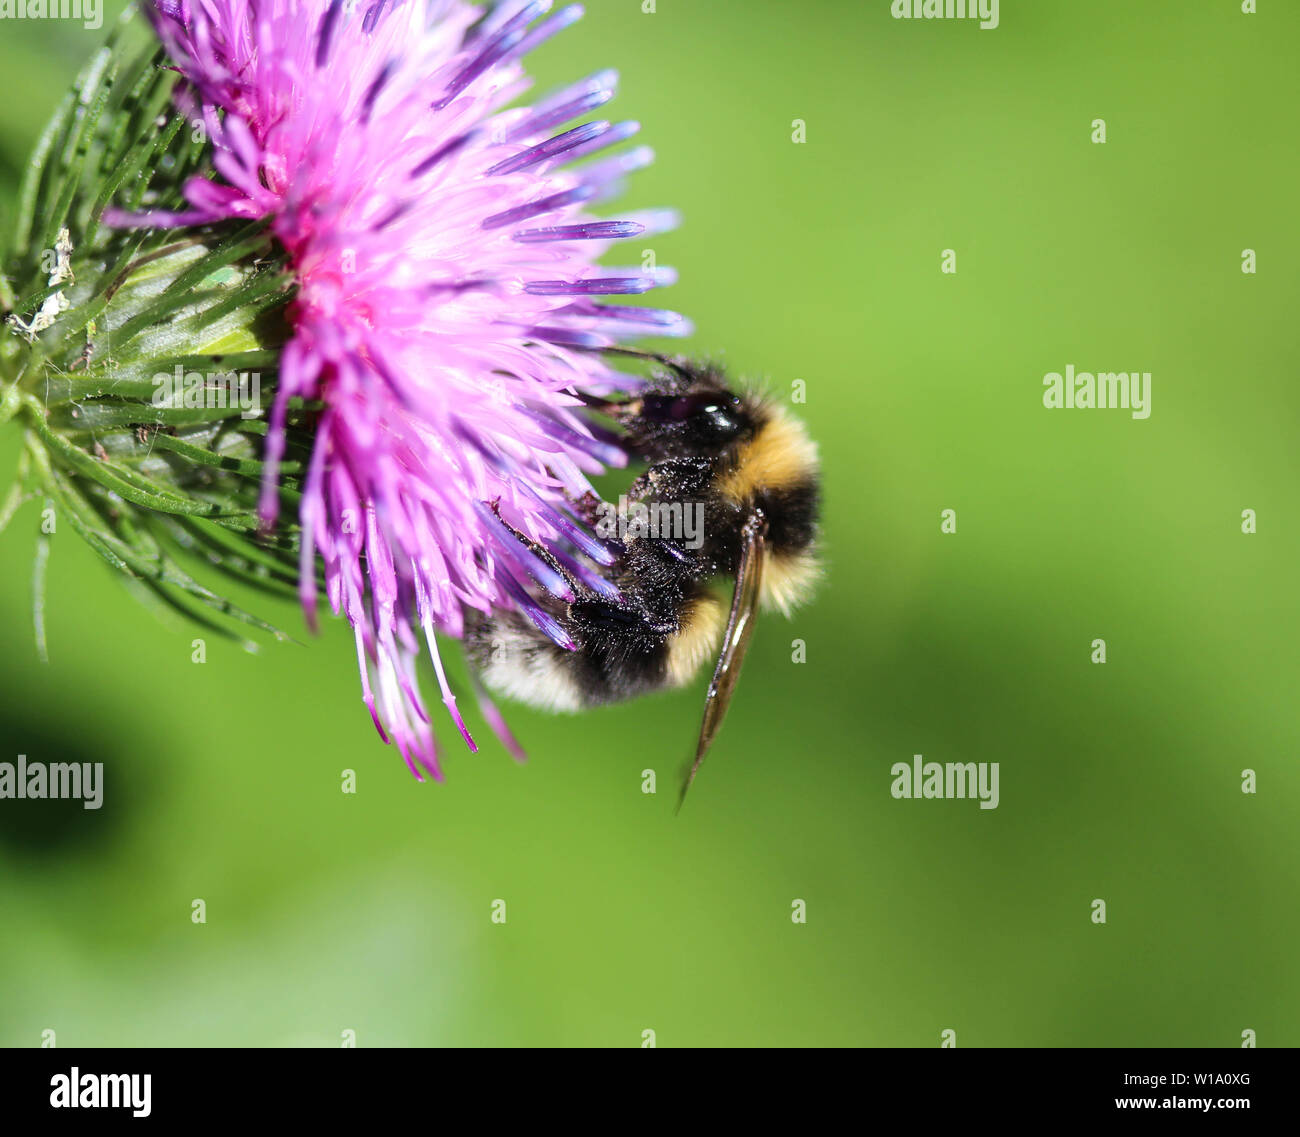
<box><xmin>596</xmin><ymin>360</ymin><xmax>760</xmax><ymax>463</ymax></box>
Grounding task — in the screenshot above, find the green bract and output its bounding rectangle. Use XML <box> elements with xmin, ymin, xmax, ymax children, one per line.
<box><xmin>0</xmin><ymin>13</ymin><xmax>311</xmax><ymax>654</ymax></box>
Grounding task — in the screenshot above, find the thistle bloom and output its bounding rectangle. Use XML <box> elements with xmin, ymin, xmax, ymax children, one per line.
<box><xmin>112</xmin><ymin>0</ymin><xmax>687</xmax><ymax>778</ymax></box>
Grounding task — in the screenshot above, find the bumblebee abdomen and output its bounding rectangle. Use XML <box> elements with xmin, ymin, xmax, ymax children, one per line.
<box><xmin>466</xmin><ymin>589</ymin><xmax>725</xmax><ymax>712</ymax></box>
<box><xmin>466</xmin><ymin>612</ymin><xmax>589</xmax><ymax>712</ymax></box>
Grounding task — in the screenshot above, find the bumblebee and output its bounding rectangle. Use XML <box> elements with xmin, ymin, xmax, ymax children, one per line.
<box><xmin>466</xmin><ymin>353</ymin><xmax>821</xmax><ymax>804</ymax></box>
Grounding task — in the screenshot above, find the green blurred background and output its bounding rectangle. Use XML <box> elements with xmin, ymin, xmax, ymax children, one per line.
<box><xmin>1</xmin><ymin>0</ymin><xmax>1297</xmax><ymax>1047</ymax></box>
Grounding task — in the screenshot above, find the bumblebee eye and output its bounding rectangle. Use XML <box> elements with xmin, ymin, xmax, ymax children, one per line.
<box><xmin>641</xmin><ymin>392</ymin><xmax>745</xmax><ymax>435</ymax></box>
<box><xmin>698</xmin><ymin>401</ymin><xmax>743</xmax><ymax>438</ymax></box>
<box><xmin>640</xmin><ymin>394</ymin><xmax>701</xmax><ymax>421</ymax></box>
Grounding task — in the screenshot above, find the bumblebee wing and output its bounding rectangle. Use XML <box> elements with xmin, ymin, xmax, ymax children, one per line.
<box><xmin>677</xmin><ymin>511</ymin><xmax>767</xmax><ymax>810</ymax></box>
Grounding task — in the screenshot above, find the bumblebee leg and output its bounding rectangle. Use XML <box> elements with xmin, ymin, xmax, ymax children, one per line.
<box><xmin>486</xmin><ymin>498</ymin><xmax>583</xmax><ymax>591</ymax></box>
<box><xmin>567</xmin><ymin>489</ymin><xmax>606</xmax><ymax>530</ymax></box>
<box><xmin>637</xmin><ymin>456</ymin><xmax>714</xmax><ymax>500</ymax></box>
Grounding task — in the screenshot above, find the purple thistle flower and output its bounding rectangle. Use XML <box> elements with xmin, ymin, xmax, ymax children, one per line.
<box><xmin>110</xmin><ymin>0</ymin><xmax>689</xmax><ymax>780</ymax></box>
